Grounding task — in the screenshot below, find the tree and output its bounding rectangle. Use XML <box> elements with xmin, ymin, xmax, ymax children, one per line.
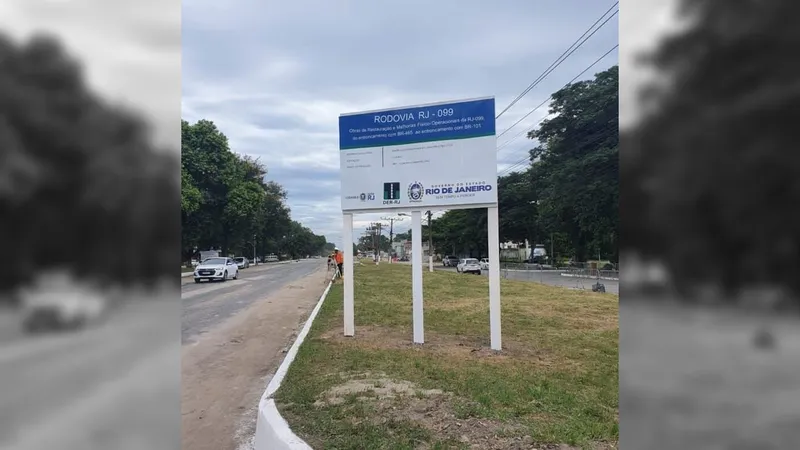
<box><xmin>426</xmin><ymin>66</ymin><xmax>619</xmax><ymax>263</ymax></box>
<box><xmin>497</xmin><ymin>169</ymin><xmax>539</xmax><ymax>245</ymax></box>
<box><xmin>628</xmin><ymin>1</ymin><xmax>800</xmax><ymax>299</ymax></box>
<box><xmin>0</xmin><ymin>32</ymin><xmax>179</xmax><ymax>296</ymax></box>
<box><xmin>526</xmin><ymin>65</ymin><xmax>619</xmax><ymax>261</ymax></box>
<box><xmin>181</xmin><ymin>119</ymin><xmax>328</xmax><ymax>264</ymax></box>
<box><xmin>394</xmin><ymin>231</ymin><xmax>410</xmax><ymax>242</ymax></box>
<box><xmin>357</xmin><ymin>232</ymin><xmax>390</xmax><ymax>253</ymax></box>
<box><xmin>430</xmin><ymin>209</ymin><xmax>488</xmax><ymax>257</ymax></box>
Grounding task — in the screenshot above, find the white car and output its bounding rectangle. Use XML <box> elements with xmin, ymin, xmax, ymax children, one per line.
<box><xmin>194</xmin><ymin>257</ymin><xmax>238</xmax><ymax>283</ymax></box>
<box><xmin>233</xmin><ymin>257</ymin><xmax>250</xmax><ymax>269</ymax></box>
<box><xmin>479</xmin><ymin>258</ymin><xmax>489</xmax><ymax>270</ymax></box>
<box><xmin>456</xmin><ymin>258</ymin><xmax>482</xmax><ymax>275</ymax></box>
<box><xmin>20</xmin><ymin>271</ymin><xmax>107</xmax><ymax>333</ymax></box>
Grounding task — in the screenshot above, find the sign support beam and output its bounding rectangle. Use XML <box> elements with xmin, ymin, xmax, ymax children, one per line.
<box><xmin>343</xmin><ymin>213</ymin><xmax>354</xmax><ymax>337</ymax></box>
<box><xmin>487</xmin><ymin>206</ymin><xmax>501</xmax><ymax>350</ymax></box>
<box><xmin>411</xmin><ymin>211</ymin><xmax>424</xmax><ymax>344</ymax></box>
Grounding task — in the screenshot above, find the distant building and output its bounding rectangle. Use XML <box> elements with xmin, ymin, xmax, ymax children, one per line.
<box><xmin>391</xmin><ymin>241</ymin><xmax>405</xmax><ymax>258</ymax></box>
<box><xmin>402</xmin><ymin>240</ymin><xmax>433</xmax><ymax>258</ymax></box>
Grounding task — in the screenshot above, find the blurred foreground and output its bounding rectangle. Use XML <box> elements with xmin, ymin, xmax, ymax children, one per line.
<box><xmin>0</xmin><ymin>19</ymin><xmax>180</xmax><ymax>450</ymax></box>
<box><xmin>0</xmin><ymin>280</ymin><xmax>179</xmax><ymax>450</ymax></box>
<box><xmin>621</xmin><ymin>298</ymin><xmax>800</xmax><ymax>449</ymax></box>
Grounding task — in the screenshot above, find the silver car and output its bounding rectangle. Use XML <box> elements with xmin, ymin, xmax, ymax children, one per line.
<box><xmin>456</xmin><ymin>258</ymin><xmax>482</xmax><ymax>275</ymax></box>
<box><xmin>234</xmin><ymin>257</ymin><xmax>250</xmax><ymax>269</ymax></box>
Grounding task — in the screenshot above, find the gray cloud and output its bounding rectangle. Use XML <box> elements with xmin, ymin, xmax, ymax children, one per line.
<box><xmin>182</xmin><ymin>0</ymin><xmax>618</xmax><ymax>246</ymax></box>
<box><xmin>0</xmin><ymin>0</ymin><xmax>182</xmax><ymax>149</ymax></box>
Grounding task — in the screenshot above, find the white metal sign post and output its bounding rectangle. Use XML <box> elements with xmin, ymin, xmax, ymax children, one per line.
<box><xmin>411</xmin><ymin>211</ymin><xmax>424</xmax><ymax>343</ymax></box>
<box><xmin>343</xmin><ymin>213</ymin><xmax>354</xmax><ymax>336</ymax></box>
<box><xmin>338</xmin><ymin>97</ymin><xmax>502</xmax><ymax>350</ymax></box>
<box><xmin>487</xmin><ymin>206</ymin><xmax>501</xmax><ymax>349</ymax></box>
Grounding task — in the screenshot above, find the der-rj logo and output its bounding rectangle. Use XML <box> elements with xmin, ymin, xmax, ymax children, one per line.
<box><xmin>383</xmin><ymin>182</ymin><xmax>400</xmax><ymax>200</ymax></box>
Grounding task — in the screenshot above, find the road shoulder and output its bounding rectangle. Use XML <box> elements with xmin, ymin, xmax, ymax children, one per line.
<box><xmin>181</xmin><ymin>264</ymin><xmax>329</xmax><ymax>450</ymax></box>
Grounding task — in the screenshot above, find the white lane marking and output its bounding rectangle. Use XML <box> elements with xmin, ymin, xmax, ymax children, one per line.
<box><xmin>243</xmin><ymin>274</ymin><xmax>271</xmax><ymax>281</ymax></box>
<box><xmin>181</xmin><ymin>280</ymin><xmax>242</xmax><ymax>300</ymax></box>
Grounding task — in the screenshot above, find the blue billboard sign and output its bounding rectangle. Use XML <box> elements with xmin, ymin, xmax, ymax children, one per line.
<box><xmin>338</xmin><ymin>98</ymin><xmax>496</xmax><ymax>150</ymax></box>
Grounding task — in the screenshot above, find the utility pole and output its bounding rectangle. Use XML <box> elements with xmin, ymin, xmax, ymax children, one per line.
<box><xmin>367</xmin><ymin>223</ymin><xmax>379</xmax><ymax>264</ymax></box>
<box><xmin>253</xmin><ymin>234</ymin><xmax>257</xmax><ymax>266</ymax></box>
<box><xmin>381</xmin><ymin>215</ymin><xmax>407</xmax><ymax>263</ymax></box>
<box><xmin>360</xmin><ymin>229</ymin><xmax>371</xmax><ymax>260</ymax></box>
<box><xmin>388</xmin><ymin>221</ymin><xmax>394</xmax><ymax>263</ymax></box>
<box><xmin>427</xmin><ymin>211</ymin><xmax>433</xmax><ymax>272</ymax></box>
<box><xmin>376</xmin><ymin>222</ymin><xmax>382</xmax><ymax>265</ymax></box>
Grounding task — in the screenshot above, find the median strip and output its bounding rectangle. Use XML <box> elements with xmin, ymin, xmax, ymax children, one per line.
<box><xmin>270</xmin><ymin>264</ymin><xmax>619</xmax><ymax>449</ymax></box>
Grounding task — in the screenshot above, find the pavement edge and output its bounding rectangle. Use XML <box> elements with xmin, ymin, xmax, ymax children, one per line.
<box><xmin>253</xmin><ymin>278</ymin><xmax>333</xmax><ymax>450</ymax></box>
<box><xmin>182</xmin><ymin>261</ymin><xmax>294</xmax><ymax>278</ymax></box>
<box><xmin>559</xmin><ymin>272</ymin><xmax>620</xmax><ymax>281</ymax></box>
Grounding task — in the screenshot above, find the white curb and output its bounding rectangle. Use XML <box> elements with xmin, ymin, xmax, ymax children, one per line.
<box><xmin>502</xmin><ymin>269</ymin><xmax>561</xmax><ymax>273</ymax></box>
<box><xmin>560</xmin><ymin>273</ymin><xmax>620</xmax><ymax>281</ymax></box>
<box><xmin>253</xmin><ymin>280</ymin><xmax>333</xmax><ymax>450</ymax></box>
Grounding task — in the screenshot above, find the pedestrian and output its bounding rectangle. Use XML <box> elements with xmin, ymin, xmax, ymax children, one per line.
<box><xmin>334</xmin><ymin>247</ymin><xmax>344</xmax><ymax>277</ymax></box>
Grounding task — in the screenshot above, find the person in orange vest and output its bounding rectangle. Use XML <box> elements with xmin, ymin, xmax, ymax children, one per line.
<box><xmin>333</xmin><ymin>247</ymin><xmax>344</xmax><ymax>277</ymax></box>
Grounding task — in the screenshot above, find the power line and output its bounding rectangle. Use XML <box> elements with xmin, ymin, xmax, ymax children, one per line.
<box><xmin>496</xmin><ymin>44</ymin><xmax>618</xmax><ymax>143</ymax></box>
<box><xmin>495</xmin><ymin>2</ymin><xmax>619</xmax><ymax>121</ymax></box>
<box><xmin>497</xmin><ymin>123</ymin><xmax>617</xmax><ymax>178</ymax></box>
<box><xmin>497</xmin><ymin>117</ymin><xmax>618</xmax><ymax>177</ymax></box>
<box><xmin>495</xmin><ymin>44</ymin><xmax>619</xmax><ymax>154</ymax></box>
<box><xmin>498</xmin><ymin>119</ymin><xmax>617</xmax><ymax>176</ymax></box>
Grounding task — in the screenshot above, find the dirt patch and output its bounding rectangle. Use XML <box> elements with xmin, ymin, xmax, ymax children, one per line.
<box><xmin>181</xmin><ymin>265</ymin><xmax>328</xmax><ymax>450</ymax></box>
<box><xmin>315</xmin><ymin>372</ymin><xmax>616</xmax><ymax>450</ymax></box>
<box><xmin>315</xmin><ymin>374</ymin><xmax>446</xmax><ymax>406</ymax></box>
<box><xmin>319</xmin><ymin>325</ymin><xmax>571</xmax><ymax>368</ymax></box>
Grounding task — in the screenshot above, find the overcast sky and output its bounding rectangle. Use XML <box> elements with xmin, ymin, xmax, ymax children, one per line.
<box><xmin>0</xmin><ymin>0</ymin><xmax>182</xmax><ymax>149</ymax></box>
<box><xmin>182</xmin><ymin>0</ymin><xmax>620</xmax><ymax>246</ymax></box>
<box><xmin>0</xmin><ymin>0</ymin><xmax>685</xmax><ymax>249</ymax></box>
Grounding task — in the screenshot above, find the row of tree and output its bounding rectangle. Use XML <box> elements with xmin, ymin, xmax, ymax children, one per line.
<box><xmin>181</xmin><ymin>120</ymin><xmax>333</xmax><ymax>264</ymax></box>
<box><xmin>393</xmin><ymin>66</ymin><xmax>618</xmax><ymax>263</ymax></box>
<box><xmin>621</xmin><ymin>0</ymin><xmax>800</xmax><ymax>300</ymax></box>
<box><xmin>1</xmin><ymin>33</ymin><xmax>178</xmax><ymax>297</ymax></box>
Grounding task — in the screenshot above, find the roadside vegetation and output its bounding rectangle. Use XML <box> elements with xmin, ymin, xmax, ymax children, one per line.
<box><xmin>181</xmin><ymin>120</ymin><xmax>333</xmax><ymax>266</ymax></box>
<box><xmin>276</xmin><ymin>264</ymin><xmax>618</xmax><ymax>449</ymax></box>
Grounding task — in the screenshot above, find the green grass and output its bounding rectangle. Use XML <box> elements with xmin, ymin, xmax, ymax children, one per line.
<box><xmin>275</xmin><ymin>264</ymin><xmax>618</xmax><ymax>449</ymax></box>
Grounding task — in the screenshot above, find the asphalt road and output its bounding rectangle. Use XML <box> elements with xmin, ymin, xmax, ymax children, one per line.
<box><xmin>181</xmin><ymin>259</ymin><xmax>324</xmax><ymax>344</ymax></box>
<box><xmin>0</xmin><ymin>297</ymin><xmax>180</xmax><ymax>450</ymax></box>
<box><xmin>433</xmin><ymin>265</ymin><xmax>620</xmax><ymax>294</ymax></box>
<box><xmin>622</xmin><ymin>300</ymin><xmax>800</xmax><ymax>449</ymax></box>
<box><xmin>0</xmin><ymin>259</ymin><xmax>324</xmax><ymax>449</ymax></box>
